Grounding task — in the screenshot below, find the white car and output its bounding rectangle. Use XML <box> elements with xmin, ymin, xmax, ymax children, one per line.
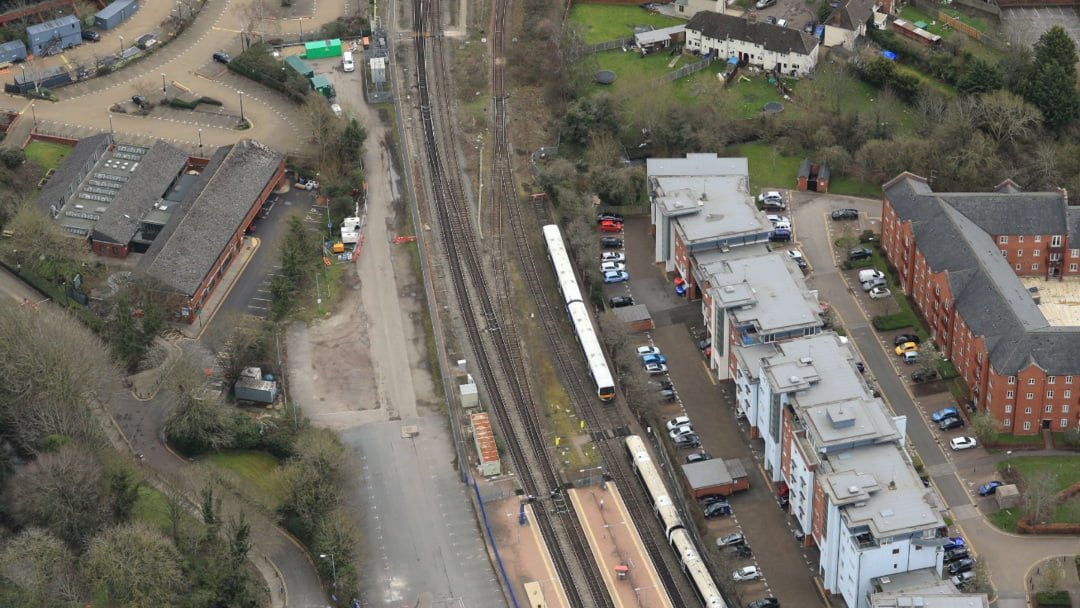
<box><xmin>868</xmin><ymin>286</ymin><xmax>891</xmax><ymax>299</ymax></box>
<box><xmin>636</xmin><ymin>346</ymin><xmax>661</xmax><ymax>357</ymax></box>
<box><xmin>950</xmin><ymin>436</ymin><xmax>978</xmax><ymax>451</ymax></box>
<box><xmin>666</xmin><ymin>416</ymin><xmax>692</xmax><ymax>431</ymax></box>
<box><xmin>600</xmin><ymin>261</ymin><xmax>626</xmax><ymax>273</ymax></box>
<box><xmin>773</xmin><ymin>221</ymin><xmax>791</xmax><ymax>231</ymax></box>
<box><xmin>669</xmin><ymin>424</ymin><xmax>695</xmax><ymax>439</ymax></box>
<box><xmin>766</xmin><ymin>214</ymin><xmax>790</xmax><ymax>225</ymax></box>
<box><xmin>759</xmin><ymin>191</ymin><xmax>783</xmax><ymax>203</ymax></box>
<box><xmin>733</xmin><ymin>566</ymin><xmax>762</xmax><ymax>582</ymax></box>
<box><xmin>858</xmin><ymin>269</ymin><xmax>885</xmax><ymax>282</ymax></box>
<box><xmin>645</xmin><ymin>362</ymin><xmax>669</xmax><ymax>375</ymax></box>
<box><xmin>601</xmin><ymin>252</ymin><xmax>625</xmax><ymax>263</ymax></box>
<box><xmin>330</xmin><ymin>103</ymin><xmax>343</xmax><ymax>118</ymax></box>
<box><xmin>786</xmin><ymin>250</ymin><xmax>803</xmax><ymax>261</ymax></box>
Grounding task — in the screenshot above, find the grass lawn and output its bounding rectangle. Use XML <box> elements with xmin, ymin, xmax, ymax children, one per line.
<box><xmin>899</xmin><ymin>7</ymin><xmax>959</xmax><ymax>40</ymax></box>
<box><xmin>997</xmin><ymin>455</ymin><xmax>1080</xmax><ymax>493</ymax></box>
<box><xmin>569</xmin><ymin>3</ymin><xmax>684</xmax><ymax>44</ymax></box>
<box><xmin>133</xmin><ymin>485</ymin><xmax>175</xmax><ymax>534</ymax></box>
<box><xmin>204</xmin><ymin>450</ymin><xmax>286</xmax><ymax>511</ymax></box>
<box><xmin>590</xmin><ymin>49</ymin><xmax>693</xmax><ymax>96</ymax></box>
<box><xmin>987</xmin><ymin>507</ymin><xmax>1023</xmax><ymax>533</ymax></box>
<box><xmin>990</xmin><ymin>433</ymin><xmax>1043</xmax><ymax>445</ymax></box>
<box><xmin>724</xmin><ymin>141</ymin><xmax>881</xmax><ymax>198</ymax></box>
<box><xmin>24</xmin><ymin>140</ymin><xmax>72</xmax><ymax>170</ymax></box>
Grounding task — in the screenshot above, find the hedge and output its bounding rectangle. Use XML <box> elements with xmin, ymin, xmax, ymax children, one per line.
<box><xmin>872</xmin><ymin>311</ymin><xmax>918</xmax><ymax>331</ymax></box>
<box><xmin>1036</xmin><ymin>590</ymin><xmax>1071</xmax><ymax>606</ymax></box>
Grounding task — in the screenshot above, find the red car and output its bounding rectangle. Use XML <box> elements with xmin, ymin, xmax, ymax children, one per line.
<box><xmin>600</xmin><ymin>220</ymin><xmax>623</xmax><ymax>232</ymax></box>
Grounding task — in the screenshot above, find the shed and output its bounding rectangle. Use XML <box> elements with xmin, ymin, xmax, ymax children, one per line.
<box><xmin>796</xmin><ymin>159</ymin><xmax>831</xmax><ymax>192</ymax></box>
<box><xmin>304</xmin><ymin>39</ymin><xmax>342</xmax><ymax>59</ymax></box>
<box><xmin>995</xmin><ymin>484</ymin><xmax>1020</xmax><ymax>509</ymax></box>
<box><xmin>235</xmin><ymin>368</ymin><xmax>279</xmax><ymax>404</ymax></box>
<box><xmin>369</xmin><ymin>56</ymin><xmax>386</xmax><ymax>84</ymax></box>
<box><xmin>459</xmin><ymin>379</ymin><xmax>479</xmax><ymax>408</ymax></box>
<box><xmin>613</xmin><ymin>304</ymin><xmax>654</xmax><ymax>332</ymax></box>
<box><xmin>26</xmin><ymin>15</ymin><xmax>82</xmax><ymax>57</ymax></box>
<box><xmin>309</xmin><ymin>74</ymin><xmax>334</xmax><ymax>98</ymax></box>
<box><xmin>5</xmin><ymin>65</ymin><xmax>72</xmax><ymax>94</ymax></box>
<box><xmin>0</xmin><ymin>40</ymin><xmax>27</xmax><ymax>64</ymax></box>
<box><xmin>95</xmin><ymin>0</ymin><xmax>139</xmax><ymax>31</ymax></box>
<box><xmin>634</xmin><ymin>25</ymin><xmax>686</xmax><ymax>55</ymax></box>
<box><xmin>470</xmin><ymin>413</ymin><xmax>501</xmax><ymax>476</ymax></box>
<box><xmin>285</xmin><ymin>55</ymin><xmax>314</xmax><ymax>78</ymax></box>
<box><xmin>683</xmin><ymin>458</ymin><xmax>750</xmax><ymax>497</ymax></box>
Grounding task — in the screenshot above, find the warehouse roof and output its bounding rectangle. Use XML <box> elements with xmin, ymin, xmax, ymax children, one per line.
<box><xmin>91</xmin><ymin>141</ymin><xmax>188</xmax><ymax>245</ymax></box>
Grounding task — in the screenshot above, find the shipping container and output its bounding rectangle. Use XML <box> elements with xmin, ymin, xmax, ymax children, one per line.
<box><xmin>26</xmin><ymin>15</ymin><xmax>81</xmax><ymax>57</ymax></box>
<box><xmin>95</xmin><ymin>0</ymin><xmax>139</xmax><ymax>31</ymax></box>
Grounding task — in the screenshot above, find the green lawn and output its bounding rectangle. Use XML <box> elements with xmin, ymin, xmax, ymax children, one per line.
<box><xmin>590</xmin><ymin>49</ymin><xmax>690</xmax><ymax>96</ymax></box>
<box><xmin>998</xmin><ymin>456</ymin><xmax>1080</xmax><ymax>493</ymax></box>
<box><xmin>569</xmin><ymin>3</ymin><xmax>684</xmax><ymax>44</ymax></box>
<box><xmin>24</xmin><ymin>140</ymin><xmax>72</xmax><ymax>169</ymax></box>
<box><xmin>204</xmin><ymin>450</ymin><xmax>286</xmax><ymax>511</ymax></box>
<box><xmin>899</xmin><ymin>7</ymin><xmax>959</xmax><ymax>40</ymax></box>
<box><xmin>724</xmin><ymin>141</ymin><xmax>881</xmax><ymax>198</ymax></box>
<box><xmin>133</xmin><ymin>485</ymin><xmax>174</xmax><ymax>534</ymax></box>
<box><xmin>987</xmin><ymin>507</ymin><xmax>1023</xmax><ymax>533</ymax></box>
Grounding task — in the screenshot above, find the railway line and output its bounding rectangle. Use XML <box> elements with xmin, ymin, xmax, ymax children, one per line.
<box><xmin>409</xmin><ymin>0</ymin><xmax>608</xmax><ymax>605</ymax></box>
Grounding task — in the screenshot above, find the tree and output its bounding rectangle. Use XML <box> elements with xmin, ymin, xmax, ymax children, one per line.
<box><xmin>312</xmin><ymin>508</ymin><xmax>361</xmax><ymax>596</ymax></box>
<box><xmin>956</xmin><ymin>58</ymin><xmax>1004</xmax><ymax>96</ymax></box>
<box><xmin>915</xmin><ymin>339</ymin><xmax>945</xmax><ymax>374</ymax></box>
<box><xmin>108</xmin><ymin>467</ymin><xmax>142</xmax><ymax>523</ymax></box>
<box><xmin>7</xmin><ymin>446</ymin><xmax>110</xmax><ymax>548</ymax></box>
<box><xmin>1040</xmin><ymin>557</ymin><xmax>1064</xmax><ymax>592</ymax></box>
<box><xmin>0</xmin><ymin>528</ymin><xmax>81</xmax><ymax>608</ymax></box>
<box><xmin>1032</xmin><ymin>26</ymin><xmax>1078</xmax><ymax>71</ymax></box>
<box><xmin>1024</xmin><ymin>469</ymin><xmax>1059</xmax><ymax>524</ymax></box>
<box><xmin>6</xmin><ymin>203</ymin><xmax>93</xmax><ymax>280</ymax></box>
<box><xmin>1018</xmin><ymin>26</ymin><xmax>1080</xmax><ymax>130</ymax></box>
<box><xmin>82</xmin><ymin>522</ymin><xmax>185</xmax><ymax>608</ymax></box>
<box><xmin>969</xmin><ymin>411</ymin><xmax>1000</xmax><ymax>442</ymax></box>
<box><xmin>973</xmin><ymin>90</ymin><xmax>1042</xmax><ymax>150</ymax></box>
<box><xmin>163</xmin><ymin>349</ymin><xmax>236</xmax><ymax>456</ymax></box>
<box><xmin>279</xmin><ymin>428</ymin><xmax>347</xmax><ymax>535</ymax></box>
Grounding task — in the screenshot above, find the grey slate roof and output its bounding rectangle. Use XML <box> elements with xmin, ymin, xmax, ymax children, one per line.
<box><xmin>1068</xmin><ymin>207</ymin><xmax>1080</xmax><ymax>244</ymax></box>
<box><xmin>141</xmin><ymin>140</ymin><xmax>282</xmax><ymax>297</ymax></box>
<box><xmin>885</xmin><ymin>174</ymin><xmax>1080</xmax><ymax>375</ymax></box>
<box><xmin>91</xmin><ymin>141</ymin><xmax>189</xmax><ymax>245</ymax></box>
<box><xmin>33</xmin><ymin>133</ymin><xmax>111</xmax><ymax>217</ymax></box>
<box><xmin>936</xmin><ymin>192</ymin><xmax>1067</xmax><ymax>236</ymax></box>
<box><xmin>687</xmin><ymin>11</ymin><xmax>819</xmax><ymax>55</ymax></box>
<box><xmin>833</xmin><ymin>0</ymin><xmax>875</xmax><ymax>30</ymax></box>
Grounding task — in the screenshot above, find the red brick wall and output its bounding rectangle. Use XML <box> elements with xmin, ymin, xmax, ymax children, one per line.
<box><xmin>811</xmin><ymin>480</ymin><xmax>827</xmax><ymax>547</ymax></box>
<box><xmin>994</xmin><ymin>233</ymin><xmax>1059</xmax><ymax>277</ymax></box>
<box><xmin>92</xmin><ymin>241</ymin><xmax>128</xmax><ymax>258</ymax></box>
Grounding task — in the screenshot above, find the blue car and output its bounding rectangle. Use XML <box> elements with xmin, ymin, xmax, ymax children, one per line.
<box><xmin>603</xmin><ymin>270</ymin><xmax>629</xmax><ymax>284</ymax></box>
<box><xmin>931</xmin><ymin>407</ymin><xmax>960</xmax><ymax>422</ymax></box>
<box><xmin>978</xmin><ymin>480</ymin><xmax>1004</xmax><ymax>496</ymax></box>
<box><xmin>642</xmin><ymin>354</ymin><xmax>667</xmax><ymax>366</ymax></box>
<box><xmin>943</xmin><ymin>537</ymin><xmax>966</xmax><ymax>551</ymax></box>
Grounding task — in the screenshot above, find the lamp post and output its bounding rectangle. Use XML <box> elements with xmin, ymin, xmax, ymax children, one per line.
<box><xmin>238</xmin><ymin>91</ymin><xmax>245</xmax><ymax>124</ymax></box>
<box><xmin>161</xmin><ymin>73</ymin><xmax>167</xmax><ymax>96</ymax></box>
<box><xmin>30</xmin><ymin>103</ymin><xmax>36</xmax><ymax>127</ymax></box>
<box><xmin>319</xmin><ymin>553</ymin><xmax>336</xmax><ymax>589</ymax></box>
<box><xmin>108</xmin><ymin>115</ymin><xmax>114</xmax><ymax>136</ymax></box>
<box><xmin>197</xmin><ymin>128</ymin><xmax>203</xmax><ymax>156</ymax></box>
<box><xmin>118</xmin><ymin>35</ymin><xmax>124</xmax><ymax>54</ymax></box>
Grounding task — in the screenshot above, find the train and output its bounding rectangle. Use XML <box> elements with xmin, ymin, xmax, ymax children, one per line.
<box><xmin>542</xmin><ymin>224</ymin><xmax>616</xmax><ymax>401</ymax></box>
<box><xmin>625</xmin><ymin>434</ymin><xmax>726</xmax><ymax>608</ymax></box>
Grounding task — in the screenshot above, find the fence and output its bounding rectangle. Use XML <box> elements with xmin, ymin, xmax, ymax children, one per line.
<box><xmin>655</xmin><ymin>56</ymin><xmax>712</xmax><ymax>83</ymax></box>
<box><xmin>581</xmin><ymin>36</ymin><xmax>633</xmax><ymax>55</ymax></box>
<box><xmin>470</xmin><ymin>476</ymin><xmax>520</xmax><ymax>608</ymax></box>
<box><xmin>907</xmin><ymin>0</ymin><xmax>1009</xmax><ymax>51</ymax></box>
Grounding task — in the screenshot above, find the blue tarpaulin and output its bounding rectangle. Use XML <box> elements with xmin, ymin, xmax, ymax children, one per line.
<box><xmin>882</xmin><ymin>50</ymin><xmax>898</xmax><ymax>60</ymax></box>
<box><xmin>728</xmin><ymin>56</ymin><xmax>739</xmax><ymax>64</ymax></box>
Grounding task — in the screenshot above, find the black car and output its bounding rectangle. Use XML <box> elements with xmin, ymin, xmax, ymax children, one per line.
<box><xmin>749</xmin><ymin>599</ymin><xmax>780</xmax><ymax>608</ymax></box>
<box><xmin>764</xmin><ymin>15</ymin><xmax>778</xmax><ymax>24</ymax></box>
<box><xmin>81</xmin><ymin>30</ymin><xmax>100</xmax><ymax>42</ymax></box>
<box><xmin>600</xmin><ymin>237</ymin><xmax>623</xmax><ymax>249</ymax></box>
<box><xmin>912</xmin><ymin>369</ymin><xmax>939</xmax><ymax>383</ymax></box>
<box><xmin>947</xmin><ymin>558</ymin><xmax>975</xmax><ymax>575</ymax></box>
<box><xmin>769</xmin><ymin>229</ymin><xmax>792</xmax><ymax>242</ymax></box>
<box><xmin>609</xmin><ymin>295</ymin><xmax>634</xmax><ymax>308</ymax></box>
<box><xmin>131</xmin><ymin>95</ymin><xmax>149</xmax><ymax>107</ymax></box>
<box><xmin>597</xmin><ymin>212</ymin><xmax>624</xmax><ymax>223</ymax></box>
<box><xmin>732</xmin><ymin>544</ymin><xmax>753</xmax><ymax>559</ymax></box>
<box><xmin>686</xmin><ymin>452</ymin><xmax>712</xmax><ymax>464</ymax></box>
<box><xmin>699</xmin><ymin>494</ymin><xmax>728</xmax><ymax>507</ymax></box>
<box><xmin>939</xmin><ymin>417</ymin><xmax>965</xmax><ymax>431</ymax></box>
<box><xmin>674</xmin><ymin>435</ymin><xmax>700</xmax><ymax>449</ymax></box>
<box><xmin>831</xmin><ymin>208</ymin><xmax>859</xmax><ymax>220</ymax></box>
<box><xmin>794</xmin><ymin>256</ymin><xmax>808</xmax><ymax>269</ymax></box>
<box><xmin>943</xmin><ymin>547</ymin><xmax>969</xmax><ymax>563</ymax></box>
<box><xmin>848</xmin><ymin>247</ymin><xmax>873</xmax><ymax>261</ymax></box>
<box><xmin>213</xmin><ymin>51</ymin><xmax>232</xmax><ymax>64</ymax></box>
<box><xmin>894</xmin><ymin>333</ymin><xmax>919</xmax><ymax>346</ymax></box>
<box><xmin>656</xmin><ymin>380</ymin><xmax>673</xmax><ymax>391</ymax></box>
<box><xmin>704</xmin><ymin>501</ymin><xmax>732</xmax><ymax>518</ymax></box>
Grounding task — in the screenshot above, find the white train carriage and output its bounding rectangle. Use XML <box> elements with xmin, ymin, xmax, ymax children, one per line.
<box><xmin>543</xmin><ymin>224</ymin><xmax>616</xmax><ymax>401</ymax></box>
<box><xmin>671</xmin><ymin>529</ymin><xmax>725</xmax><ymax>607</ymax></box>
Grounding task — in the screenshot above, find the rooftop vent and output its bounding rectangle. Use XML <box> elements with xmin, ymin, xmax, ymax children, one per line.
<box><xmin>848</xmin><ymin>485</ymin><xmax>859</xmax><ymax>494</ymax></box>
<box><xmin>799</xmin><ymin>356</ymin><xmax>813</xmax><ymax>365</ymax></box>
<box><xmin>789</xmin><ymin>375</ymin><xmax>802</xmax><ymax>384</ymax></box>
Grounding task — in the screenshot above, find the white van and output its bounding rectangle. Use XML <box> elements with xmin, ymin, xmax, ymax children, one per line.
<box><xmin>342</xmin><ymin>51</ymin><xmax>355</xmax><ymax>72</ymax></box>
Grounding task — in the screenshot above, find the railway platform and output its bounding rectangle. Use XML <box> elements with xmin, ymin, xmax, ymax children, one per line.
<box><xmin>488</xmin><ymin>498</ymin><xmax>571</xmax><ymax>608</ymax></box>
<box><xmin>568</xmin><ymin>483</ymin><xmax>674</xmax><ymax>608</ymax></box>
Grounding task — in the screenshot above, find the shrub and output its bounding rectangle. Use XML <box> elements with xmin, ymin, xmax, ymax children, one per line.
<box><xmin>1036</xmin><ymin>590</ymin><xmax>1071</xmax><ymax>606</ymax></box>
<box><xmin>873</xmin><ymin>312</ymin><xmax>918</xmax><ymax>331</ymax></box>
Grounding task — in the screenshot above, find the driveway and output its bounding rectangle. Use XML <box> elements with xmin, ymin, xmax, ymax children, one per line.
<box><xmin>790</xmin><ymin>190</ymin><xmax>1080</xmax><ymax>608</ymax></box>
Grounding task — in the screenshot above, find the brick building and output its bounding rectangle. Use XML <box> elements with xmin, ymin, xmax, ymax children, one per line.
<box><xmin>881</xmin><ymin>173</ymin><xmax>1080</xmax><ymax>434</ymax></box>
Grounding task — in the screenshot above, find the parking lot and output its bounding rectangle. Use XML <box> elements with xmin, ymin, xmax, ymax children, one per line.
<box><xmin>1002</xmin><ymin>6</ymin><xmax>1080</xmax><ymax>48</ymax></box>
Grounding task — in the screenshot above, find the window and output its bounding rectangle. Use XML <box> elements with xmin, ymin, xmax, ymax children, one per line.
<box><xmin>1069</xmin><ymin>376</ymin><xmax>1074</xmax><ymax>384</ymax></box>
<box><xmin>1009</xmin><ymin>376</ymin><xmax>1016</xmax><ymax>384</ymax></box>
<box><xmin>1049</xmin><ymin>376</ymin><xmax>1056</xmax><ymax>384</ymax></box>
<box><xmin>1071</xmin><ymin>264</ymin><xmax>1078</xmax><ymax>272</ymax></box>
<box><xmin>1033</xmin><ymin>250</ymin><xmax>1041</xmax><ymax>256</ymax></box>
<box><xmin>1029</xmin><ymin>378</ymin><xmax>1037</xmax><ymax>385</ymax></box>
<box><xmin>1064</xmin><ymin>403</ymin><xmax>1070</xmax><ymax>412</ymax></box>
<box><xmin>1000</xmin><ymin>236</ymin><xmax>1009</xmax><ymax>244</ymax></box>
<box><xmin>1046</xmin><ymin>405</ymin><xmax>1054</xmax><ymax>413</ymax></box>
<box><xmin>1048</xmin><ymin>391</ymin><xmax>1055</xmax><ymax>399</ymax></box>
<box><xmin>1003</xmin><ymin>250</ymin><xmax>1008</xmax><ymax>256</ymax></box>
<box><xmin>1007</xmin><ymin>391</ymin><xmax>1015</xmax><ymax>399</ymax></box>
<box><xmin>1017</xmin><ymin>250</ymin><xmax>1024</xmax><ymax>257</ymax></box>
<box><xmin>1016</xmin><ymin>264</ymin><xmax>1022</xmax><ymax>271</ymax></box>
<box><xmin>1052</xmin><ymin>235</ymin><xmax>1062</xmax><ymax>247</ymax></box>
<box><xmin>1023</xmin><ymin>421</ymin><xmax>1031</xmax><ymax>430</ymax></box>
<box><xmin>1063</xmin><ymin>419</ymin><xmax>1069</xmax><ymax>428</ymax></box>
<box><xmin>1033</xmin><ymin>264</ymin><xmax>1040</xmax><ymax>271</ymax></box>
<box><xmin>1019</xmin><ymin>236</ymin><xmax>1025</xmax><ymax>243</ymax></box>
<box><xmin>1005</xmin><ymin>418</ymin><xmax>1012</xmax><ymax>426</ymax></box>
<box><xmin>1035</xmin><ymin>236</ymin><xmax>1042</xmax><ymax>242</ymax></box>
<box><xmin>1005</xmin><ymin>405</ymin><xmax>1013</xmax><ymax>413</ymax></box>
<box><xmin>1065</xmin><ymin>393</ymin><xmax>1071</xmax><ymax>401</ymax></box>
<box><xmin>892</xmin><ymin>548</ymin><xmax>900</xmax><ymax>555</ymax></box>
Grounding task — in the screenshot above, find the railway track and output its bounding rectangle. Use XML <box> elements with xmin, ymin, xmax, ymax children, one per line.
<box><xmin>409</xmin><ymin>0</ymin><xmax>608</xmax><ymax>605</ymax></box>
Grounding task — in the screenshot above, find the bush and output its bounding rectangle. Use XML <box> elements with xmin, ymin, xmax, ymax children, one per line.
<box><xmin>1036</xmin><ymin>590</ymin><xmax>1071</xmax><ymax>606</ymax></box>
<box><xmin>873</xmin><ymin>312</ymin><xmax>918</xmax><ymax>331</ymax></box>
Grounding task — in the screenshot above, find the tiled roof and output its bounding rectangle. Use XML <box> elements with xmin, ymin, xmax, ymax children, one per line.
<box><xmin>33</xmin><ymin>133</ymin><xmax>111</xmax><ymax>216</ymax></box>
<box><xmin>936</xmin><ymin>192</ymin><xmax>1067</xmax><ymax>236</ymax></box>
<box><xmin>91</xmin><ymin>141</ymin><xmax>189</xmax><ymax>245</ymax></box>
<box><xmin>141</xmin><ymin>140</ymin><xmax>282</xmax><ymax>297</ymax></box>
<box><xmin>687</xmin><ymin>11</ymin><xmax>819</xmax><ymax>55</ymax></box>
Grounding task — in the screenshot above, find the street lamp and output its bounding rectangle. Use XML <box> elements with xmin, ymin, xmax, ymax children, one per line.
<box><xmin>118</xmin><ymin>35</ymin><xmax>124</xmax><ymax>54</ymax></box>
<box><xmin>197</xmin><ymin>128</ymin><xmax>203</xmax><ymax>156</ymax></box>
<box><xmin>161</xmin><ymin>73</ymin><xmax>167</xmax><ymax>96</ymax></box>
<box><xmin>30</xmin><ymin>103</ymin><xmax>36</xmax><ymax>127</ymax></box>
<box><xmin>318</xmin><ymin>553</ymin><xmax>336</xmax><ymax>589</ymax></box>
<box><xmin>238</xmin><ymin>91</ymin><xmax>245</xmax><ymax>124</ymax></box>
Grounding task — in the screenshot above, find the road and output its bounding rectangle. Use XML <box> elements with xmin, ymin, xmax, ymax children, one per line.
<box><xmin>790</xmin><ymin>190</ymin><xmax>1080</xmax><ymax>608</ymax></box>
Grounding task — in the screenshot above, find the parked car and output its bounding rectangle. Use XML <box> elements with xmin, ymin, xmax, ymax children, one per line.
<box><xmin>862</xmin><ymin>277</ymin><xmax>886</xmax><ymax>291</ymax></box>
<box><xmin>686</xmin><ymin>452</ymin><xmax>712</xmax><ymax>464</ymax></box>
<box><xmin>659</xmin><ymin>388</ymin><xmax>676</xmax><ymax>401</ymax></box>
<box><xmin>831</xmin><ymin>208</ymin><xmax>859</xmax><ymax>220</ymax></box>
<box><xmin>979</xmin><ymin>481</ymin><xmax>1004</xmax><ymax>496</ymax></box>
<box><xmin>717</xmin><ymin>532</ymin><xmax>746</xmax><ymax>547</ymax></box>
<box><xmin>213</xmin><ymin>50</ymin><xmax>232</xmax><ymax>64</ymax></box>
<box><xmin>601</xmin><ymin>251</ymin><xmax>625</xmax><ymax>262</ymax></box>
<box><xmin>645</xmin><ymin>362</ymin><xmax>668</xmax><ymax>375</ymax></box>
<box><xmin>894</xmin><ymin>333</ymin><xmax>919</xmax><ymax>346</ymax></box>
<box><xmin>928</xmin><ymin>408</ymin><xmax>954</xmax><ymax>423</ymax></box>
<box><xmin>597</xmin><ymin>212</ymin><xmax>624</xmax><ymax>223</ymax></box>
<box><xmin>759</xmin><ymin>190</ymin><xmax>783</xmax><ymax>204</ymax></box>
<box><xmin>733</xmin><ymin>566</ymin><xmax>762</xmax><ymax>582</ymax></box>
<box><xmin>704</xmin><ymin>501</ymin><xmax>732</xmax><ymax>518</ymax></box>
<box><xmin>82</xmin><ymin>30</ymin><xmax>101</xmax><ymax>42</ymax></box>
<box><xmin>749</xmin><ymin>599</ymin><xmax>780</xmax><ymax>608</ymax></box>
<box><xmin>654</xmin><ymin>380</ymin><xmax>674</xmax><ymax>390</ymax></box>
<box><xmin>602</xmin><ymin>270</ymin><xmax>628</xmax><ymax>284</ymax></box>
<box><xmin>912</xmin><ymin>369</ymin><xmax>940</xmax><ymax>383</ymax></box>
<box><xmin>700</xmin><ymin>494</ymin><xmax>728</xmax><ymax>507</ymax></box>
<box><xmin>668</xmin><ymin>424</ymin><xmax>695</xmax><ymax>439</ymax></box>
<box><xmin>609</xmin><ymin>296</ymin><xmax>634</xmax><ymax>308</ymax></box>
<box><xmin>755</xmin><ymin>0</ymin><xmax>776</xmax><ymax>7</ymax></box>
<box><xmin>600</xmin><ymin>261</ymin><xmax>626</xmax><ymax>273</ymax></box>
<box><xmin>699</xmin><ymin>338</ymin><xmax>711</xmax><ymax>351</ymax></box>
<box><xmin>131</xmin><ymin>94</ymin><xmax>149</xmax><ymax>107</ymax></box>
<box><xmin>944</xmin><ymin>547</ymin><xmax>970</xmax><ymax>563</ymax></box>
<box><xmin>766</xmin><ymin>214</ymin><xmax>789</xmax><ymax>226</ymax></box>
<box><xmin>950</xmin><ymin>571</ymin><xmax>976</xmax><ymax>587</ymax></box>
<box><xmin>769</xmin><ymin>229</ymin><xmax>792</xmax><ymax>242</ymax></box>
<box><xmin>600</xmin><ymin>237</ymin><xmax>623</xmax><ymax>249</ymax></box>
<box><xmin>869</xmin><ymin>286</ymin><xmax>891</xmax><ymax>299</ymax></box>
<box><xmin>903</xmin><ymin>351</ymin><xmax>919</xmax><ymax>365</ymax></box>
<box><xmin>848</xmin><ymin>247</ymin><xmax>873</xmax><ymax>261</ymax></box>
<box><xmin>895</xmin><ymin>342</ymin><xmax>919</xmax><ymax>356</ymax></box>
<box><xmin>764</xmin><ymin>15</ymin><xmax>778</xmax><ymax>24</ymax></box>
<box><xmin>136</xmin><ymin>33</ymin><xmax>157</xmax><ymax>49</ymax></box>
<box><xmin>599</xmin><ymin>220</ymin><xmax>623</xmax><ymax>232</ymax></box>
<box><xmin>637</xmin><ymin>346</ymin><xmax>661</xmax><ymax>357</ymax></box>
<box><xmin>950</xmin><ymin>436</ymin><xmax>977</xmax><ymax>451</ymax></box>
<box><xmin>786</xmin><ymin>250</ymin><xmax>804</xmax><ymax>262</ymax></box>
<box><xmin>943</xmin><ymin>537</ymin><xmax>966</xmax><ymax>551</ymax></box>
<box><xmin>939</xmin><ymin>417</ymin><xmax>965</xmax><ymax>431</ymax></box>
<box><xmin>674</xmin><ymin>435</ymin><xmax>700</xmax><ymax>449</ymax></box>
<box><xmin>947</xmin><ymin>558</ymin><xmax>975</xmax><ymax>575</ymax></box>
<box><xmin>666</xmin><ymin>416</ymin><xmax>691</xmax><ymax>431</ymax></box>
<box><xmin>642</xmin><ymin>354</ymin><xmax>667</xmax><ymax>366</ymax></box>
<box><xmin>859</xmin><ymin>269</ymin><xmax>885</xmax><ymax>282</ymax></box>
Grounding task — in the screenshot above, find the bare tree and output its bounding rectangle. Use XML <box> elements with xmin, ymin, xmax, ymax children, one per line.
<box><xmin>973</xmin><ymin>90</ymin><xmax>1042</xmax><ymax>150</ymax></box>
<box><xmin>7</xmin><ymin>447</ymin><xmax>110</xmax><ymax>548</ymax></box>
<box><xmin>970</xmin><ymin>411</ymin><xmax>1000</xmax><ymax>443</ymax></box>
<box><xmin>81</xmin><ymin>522</ymin><xmax>185</xmax><ymax>608</ymax></box>
<box><xmin>0</xmin><ymin>528</ymin><xmax>81</xmax><ymax>608</ymax></box>
<box><xmin>1039</xmin><ymin>557</ymin><xmax>1064</xmax><ymax>592</ymax></box>
<box><xmin>1024</xmin><ymin>470</ymin><xmax>1059</xmax><ymax>524</ymax></box>
<box><xmin>7</xmin><ymin>203</ymin><xmax>93</xmax><ymax>277</ymax></box>
<box><xmin>916</xmin><ymin>339</ymin><xmax>945</xmax><ymax>374</ymax></box>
